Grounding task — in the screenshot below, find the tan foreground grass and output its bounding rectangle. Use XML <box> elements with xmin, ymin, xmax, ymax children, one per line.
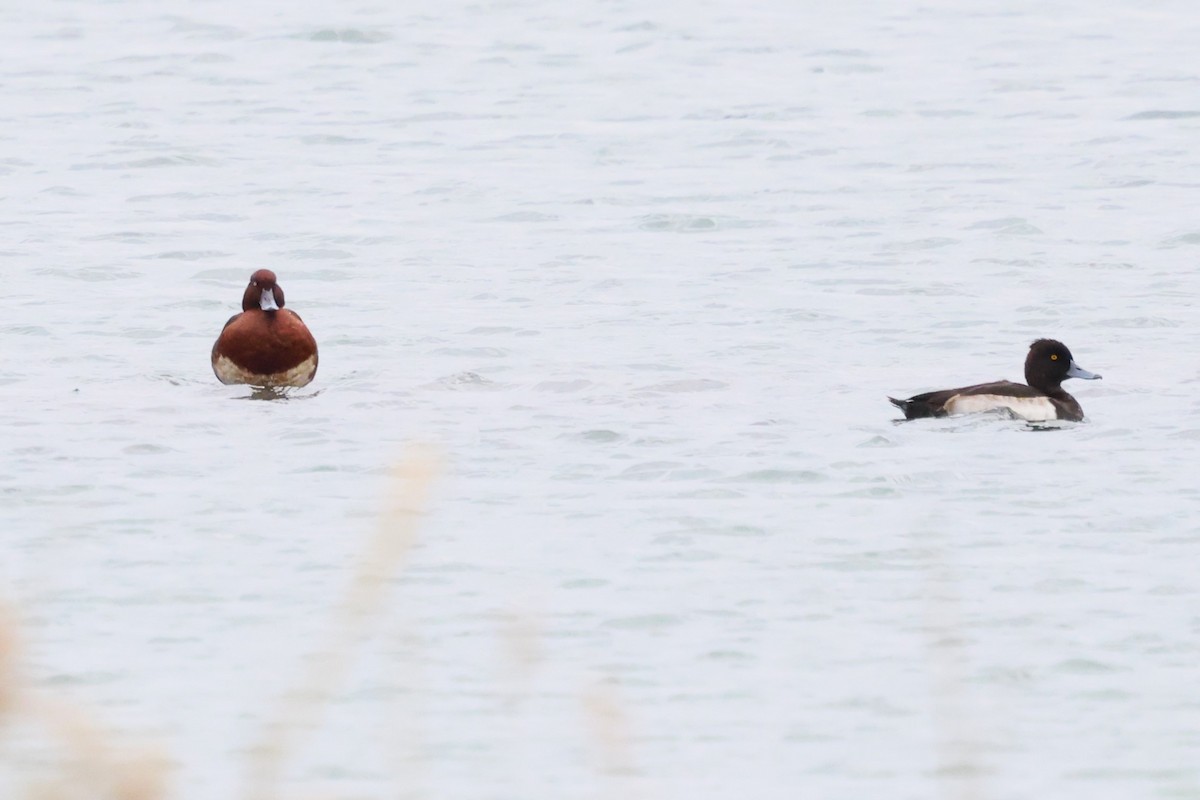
<box><xmin>1</xmin><ymin>447</ymin><xmax>444</xmax><ymax>800</ymax></box>
<box><xmin>0</xmin><ymin>445</ymin><xmax>993</xmax><ymax>800</ymax></box>
<box><xmin>246</xmin><ymin>446</ymin><xmax>441</xmax><ymax>800</ymax></box>
<box><xmin>1</xmin><ymin>605</ymin><xmax>16</xmax><ymax>721</ymax></box>
<box><xmin>3</xmin><ymin>449</ymin><xmax>987</xmax><ymax>800</ymax></box>
<box><xmin>0</xmin><ymin>602</ymin><xmax>170</xmax><ymax>800</ymax></box>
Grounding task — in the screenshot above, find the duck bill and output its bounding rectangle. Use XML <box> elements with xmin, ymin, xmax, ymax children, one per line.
<box><xmin>260</xmin><ymin>289</ymin><xmax>279</xmax><ymax>312</ymax></box>
<box><xmin>1066</xmin><ymin>360</ymin><xmax>1101</xmax><ymax>380</ymax></box>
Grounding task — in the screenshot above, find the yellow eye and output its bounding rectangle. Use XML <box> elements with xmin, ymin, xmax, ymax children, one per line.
<box><xmin>1050</xmin><ymin>354</ymin><xmax>1058</xmax><ymax>361</ymax></box>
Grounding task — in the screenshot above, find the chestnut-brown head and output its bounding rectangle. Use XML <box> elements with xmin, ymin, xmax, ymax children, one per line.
<box><xmin>241</xmin><ymin>269</ymin><xmax>286</xmax><ymax>312</ymax></box>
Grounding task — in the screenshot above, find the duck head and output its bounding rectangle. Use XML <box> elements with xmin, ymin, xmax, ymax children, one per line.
<box><xmin>1025</xmin><ymin>339</ymin><xmax>1101</xmax><ymax>392</ymax></box>
<box><xmin>241</xmin><ymin>268</ymin><xmax>285</xmax><ymax>312</ymax></box>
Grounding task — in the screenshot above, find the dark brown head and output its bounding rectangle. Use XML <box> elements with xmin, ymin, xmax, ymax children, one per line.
<box><xmin>241</xmin><ymin>269</ymin><xmax>286</xmax><ymax>312</ymax></box>
<box><xmin>1024</xmin><ymin>339</ymin><xmax>1101</xmax><ymax>393</ymax></box>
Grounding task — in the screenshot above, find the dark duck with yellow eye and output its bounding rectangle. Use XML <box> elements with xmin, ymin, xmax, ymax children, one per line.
<box><xmin>889</xmin><ymin>339</ymin><xmax>1101</xmax><ymax>422</ymax></box>
<box><xmin>211</xmin><ymin>269</ymin><xmax>318</xmax><ymax>387</ymax></box>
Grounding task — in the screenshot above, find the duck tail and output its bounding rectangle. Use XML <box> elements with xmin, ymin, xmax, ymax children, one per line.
<box><xmin>888</xmin><ymin>396</ymin><xmax>938</xmax><ymax>420</ymax></box>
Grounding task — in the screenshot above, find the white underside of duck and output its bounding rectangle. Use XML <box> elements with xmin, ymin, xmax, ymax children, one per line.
<box><xmin>944</xmin><ymin>394</ymin><xmax>1058</xmax><ymax>421</ymax></box>
<box><xmin>213</xmin><ymin>353</ymin><xmax>317</xmax><ymax>387</ymax></box>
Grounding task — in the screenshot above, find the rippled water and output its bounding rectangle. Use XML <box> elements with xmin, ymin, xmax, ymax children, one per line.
<box><xmin>4</xmin><ymin>1</ymin><xmax>1200</xmax><ymax>797</ymax></box>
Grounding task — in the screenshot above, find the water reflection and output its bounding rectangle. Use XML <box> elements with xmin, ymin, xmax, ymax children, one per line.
<box><xmin>238</xmin><ymin>386</ymin><xmax>322</xmax><ymax>402</ymax></box>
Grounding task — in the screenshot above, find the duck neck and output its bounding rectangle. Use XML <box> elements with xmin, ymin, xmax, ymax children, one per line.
<box><xmin>1025</xmin><ymin>364</ymin><xmax>1066</xmax><ymax>398</ymax></box>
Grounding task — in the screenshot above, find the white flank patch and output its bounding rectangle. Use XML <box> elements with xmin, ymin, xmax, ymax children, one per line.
<box><xmin>213</xmin><ymin>353</ymin><xmax>317</xmax><ymax>388</ymax></box>
<box><xmin>945</xmin><ymin>394</ymin><xmax>1057</xmax><ymax>421</ymax></box>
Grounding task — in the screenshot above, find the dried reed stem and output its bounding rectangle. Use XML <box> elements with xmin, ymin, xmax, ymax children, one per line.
<box><xmin>246</xmin><ymin>446</ymin><xmax>440</xmax><ymax>800</ymax></box>
<box><xmin>0</xmin><ymin>605</ymin><xmax>17</xmax><ymax>723</ymax></box>
<box><xmin>923</xmin><ymin>561</ymin><xmax>987</xmax><ymax>800</ymax></box>
<box><xmin>22</xmin><ymin>696</ymin><xmax>169</xmax><ymax>800</ymax></box>
<box><xmin>2</xmin><ymin>600</ymin><xmax>171</xmax><ymax>800</ymax></box>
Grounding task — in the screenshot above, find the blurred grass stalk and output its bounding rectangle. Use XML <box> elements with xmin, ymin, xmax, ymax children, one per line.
<box><xmin>924</xmin><ymin>558</ymin><xmax>987</xmax><ymax>800</ymax></box>
<box><xmin>0</xmin><ymin>603</ymin><xmax>170</xmax><ymax>800</ymax></box>
<box><xmin>1</xmin><ymin>605</ymin><xmax>14</xmax><ymax>724</ymax></box>
<box><xmin>0</xmin><ymin>446</ymin><xmax>439</xmax><ymax>800</ymax></box>
<box><xmin>2</xmin><ymin>445</ymin><xmax>651</xmax><ymax>800</ymax></box>
<box><xmin>246</xmin><ymin>445</ymin><xmax>441</xmax><ymax>800</ymax></box>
